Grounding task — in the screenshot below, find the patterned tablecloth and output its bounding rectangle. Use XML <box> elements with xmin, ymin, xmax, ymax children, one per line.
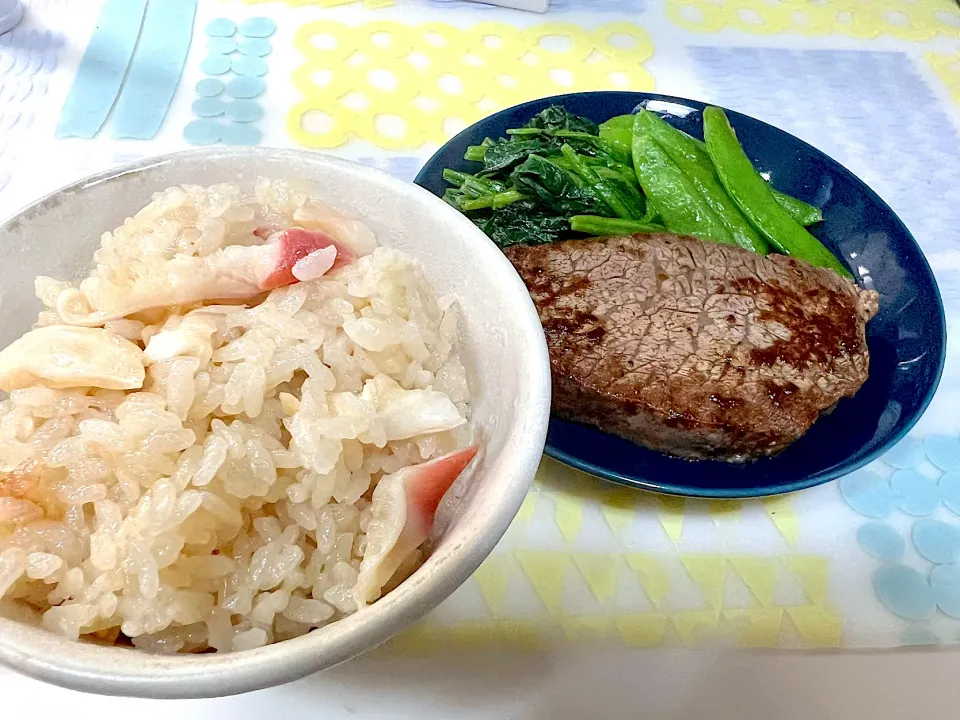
<box><xmin>2</xmin><ymin>0</ymin><xmax>960</xmax><ymax>666</ymax></box>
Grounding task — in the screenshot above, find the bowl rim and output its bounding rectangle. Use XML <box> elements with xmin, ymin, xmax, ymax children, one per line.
<box><xmin>414</xmin><ymin>90</ymin><xmax>947</xmax><ymax>500</ymax></box>
<box><xmin>0</xmin><ymin>147</ymin><xmax>552</xmax><ymax>697</ymax></box>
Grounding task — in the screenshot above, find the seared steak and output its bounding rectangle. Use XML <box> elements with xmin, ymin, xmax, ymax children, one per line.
<box><xmin>505</xmin><ymin>233</ymin><xmax>879</xmax><ymax>461</ymax></box>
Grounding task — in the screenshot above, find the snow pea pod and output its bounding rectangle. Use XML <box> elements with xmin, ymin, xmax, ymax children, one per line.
<box><xmin>631</xmin><ymin>129</ymin><xmax>737</xmax><ymax>246</ymax></box>
<box><xmin>636</xmin><ymin>110</ymin><xmax>769</xmax><ymax>255</ymax></box>
<box><xmin>771</xmin><ymin>190</ymin><xmax>823</xmax><ymax>226</ymax></box>
<box><xmin>702</xmin><ymin>107</ymin><xmax>851</xmax><ymax>278</ymax></box>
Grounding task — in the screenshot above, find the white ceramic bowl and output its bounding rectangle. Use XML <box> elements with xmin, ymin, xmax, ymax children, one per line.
<box><xmin>0</xmin><ymin>149</ymin><xmax>551</xmax><ymax>698</ymax></box>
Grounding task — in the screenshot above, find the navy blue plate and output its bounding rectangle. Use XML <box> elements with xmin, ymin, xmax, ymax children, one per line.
<box><xmin>414</xmin><ymin>91</ymin><xmax>946</xmax><ymax>498</ymax></box>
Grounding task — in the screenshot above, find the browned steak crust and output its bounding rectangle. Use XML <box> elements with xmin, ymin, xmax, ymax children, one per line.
<box><xmin>505</xmin><ymin>233</ymin><xmax>879</xmax><ymax>461</ymax></box>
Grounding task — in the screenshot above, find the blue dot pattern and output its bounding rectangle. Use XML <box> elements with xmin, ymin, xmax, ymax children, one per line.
<box><xmin>882</xmin><ymin>436</ymin><xmax>926</xmax><ymax>470</ymax></box>
<box><xmin>931</xmin><ymin>563</ymin><xmax>960</xmax><ymax>618</ymax></box>
<box><xmin>237</xmin><ymin>38</ymin><xmax>271</xmax><ymax>57</ymax></box>
<box><xmin>873</xmin><ymin>565</ymin><xmax>936</xmax><ymax>620</ymax></box>
<box><xmin>226</xmin><ymin>76</ymin><xmax>266</xmax><ymax>99</ymax></box>
<box><xmin>891</xmin><ymin>470</ymin><xmax>940</xmax><ymax>516</ymax></box>
<box><xmin>191</xmin><ymin>98</ymin><xmax>225</xmax><ymax>118</ymax></box>
<box><xmin>183</xmin><ymin>119</ymin><xmax>221</xmax><ymax>145</ymax></box>
<box><xmin>924</xmin><ymin>435</ymin><xmax>960</xmax><ymax>472</ymax></box>
<box><xmin>186</xmin><ymin>18</ymin><xmax>269</xmax><ymax>146</ymax></box>
<box><xmin>207</xmin><ymin>37</ymin><xmax>236</xmax><ymax>55</ymax></box>
<box><xmin>200</xmin><ymin>55</ymin><xmax>231</xmax><ymax>76</ymax></box>
<box><xmin>839</xmin><ymin>471</ymin><xmax>893</xmax><ymax>519</ymax></box>
<box><xmin>930</xmin><ymin>564</ymin><xmax>960</xmax><ymax>589</ymax></box>
<box><xmin>195</xmin><ymin>79</ymin><xmax>224</xmax><ymax>98</ymax></box>
<box><xmin>205</xmin><ymin>19</ymin><xmax>236</xmax><ymax>38</ymax></box>
<box><xmin>940</xmin><ymin>472</ymin><xmax>960</xmax><ymax>514</ymax></box>
<box><xmin>225</xmin><ymin>100</ymin><xmax>263</xmax><ymax>123</ymax></box>
<box><xmin>912</xmin><ymin>520</ymin><xmax>960</xmax><ymax>564</ymax></box>
<box><xmin>239</xmin><ymin>17</ymin><xmax>276</xmax><ymax>39</ymax></box>
<box><xmin>231</xmin><ymin>55</ymin><xmax>268</xmax><ymax>78</ymax></box>
<box><xmin>857</xmin><ymin>522</ymin><xmax>904</xmax><ymax>561</ymax></box>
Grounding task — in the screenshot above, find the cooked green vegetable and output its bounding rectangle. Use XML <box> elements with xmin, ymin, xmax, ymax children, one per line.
<box><xmin>511</xmin><ymin>155</ymin><xmax>605</xmax><ymax>216</ymax></box>
<box><xmin>635</xmin><ymin>110</ymin><xmax>768</xmax><ymax>255</ymax></box>
<box><xmin>609</xmin><ymin>113</ymin><xmax>823</xmax><ymax>228</ymax></box>
<box><xmin>570</xmin><ymin>216</ymin><xmax>664</xmax><ymax>235</ymax></box>
<box><xmin>526</xmin><ymin>105</ymin><xmax>599</xmax><ymax>134</ymax></box>
<box><xmin>771</xmin><ymin>190</ymin><xmax>823</xmax><ymax>226</ymax></box>
<box><xmin>702</xmin><ymin>106</ymin><xmax>851</xmax><ymax>277</ymax></box>
<box><xmin>476</xmin><ymin>200</ymin><xmax>570</xmax><ymax>248</ymax></box>
<box><xmin>598</xmin><ymin>114</ymin><xmax>635</xmax><ymax>157</ymax></box>
<box><xmin>631</xmin><ymin>129</ymin><xmax>736</xmax><ymax>245</ymax></box>
<box><xmin>561</xmin><ymin>144</ymin><xmax>643</xmax><ymax>220</ymax></box>
<box><xmin>479</xmin><ymin>138</ymin><xmax>549</xmax><ymax>175</ymax></box>
<box><xmin>441</xmin><ymin>103</ymin><xmax>833</xmax><ymax>260</ymax></box>
<box><xmin>443</xmin><ymin>170</ymin><xmax>509</xmax><ymax>211</ymax></box>
<box><xmin>460</xmin><ymin>189</ymin><xmax>529</xmax><ymax>211</ymax></box>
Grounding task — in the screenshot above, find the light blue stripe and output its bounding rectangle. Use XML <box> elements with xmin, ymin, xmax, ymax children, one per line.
<box><xmin>112</xmin><ymin>0</ymin><xmax>198</xmax><ymax>139</ymax></box>
<box><xmin>55</xmin><ymin>0</ymin><xmax>147</xmax><ymax>138</ymax></box>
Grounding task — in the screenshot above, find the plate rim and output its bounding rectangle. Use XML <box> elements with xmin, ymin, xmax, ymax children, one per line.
<box><xmin>415</xmin><ymin>90</ymin><xmax>948</xmax><ymax>499</ymax></box>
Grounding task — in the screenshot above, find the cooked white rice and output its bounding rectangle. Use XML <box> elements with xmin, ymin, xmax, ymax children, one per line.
<box><xmin>0</xmin><ymin>180</ymin><xmax>471</xmax><ymax>653</ymax></box>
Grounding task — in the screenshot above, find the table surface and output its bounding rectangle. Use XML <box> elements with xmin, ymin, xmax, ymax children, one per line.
<box><xmin>3</xmin><ymin>0</ymin><xmax>960</xmax><ymax>714</ymax></box>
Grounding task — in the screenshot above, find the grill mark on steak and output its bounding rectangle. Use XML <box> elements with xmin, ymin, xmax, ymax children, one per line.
<box><xmin>505</xmin><ymin>233</ymin><xmax>879</xmax><ymax>461</ymax></box>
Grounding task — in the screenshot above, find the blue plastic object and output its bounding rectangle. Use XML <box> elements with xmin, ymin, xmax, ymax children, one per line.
<box><xmin>225</xmin><ymin>76</ymin><xmax>265</xmax><ymax>99</ymax></box>
<box><xmin>205</xmin><ymin>18</ymin><xmax>236</xmax><ymax>38</ymax></box>
<box><xmin>224</xmin><ymin>100</ymin><xmax>262</xmax><ymax>123</ymax></box>
<box><xmin>940</xmin><ymin>471</ymin><xmax>960</xmax><ymax>515</ymax></box>
<box><xmin>414</xmin><ymin>91</ymin><xmax>947</xmax><ymax>498</ymax></box>
<box><xmin>200</xmin><ymin>54</ymin><xmax>231</xmax><ymax>76</ymax></box>
<box><xmin>111</xmin><ymin>0</ymin><xmax>197</xmax><ymax>140</ymax></box>
<box><xmin>857</xmin><ymin>522</ymin><xmax>904</xmax><ymax>560</ymax></box>
<box><xmin>873</xmin><ymin>564</ymin><xmax>936</xmax><ymax>620</ymax></box>
<box><xmin>891</xmin><ymin>469</ymin><xmax>940</xmax><ymax>516</ymax></box>
<box><xmin>183</xmin><ymin>119</ymin><xmax>222</xmax><ymax>145</ymax></box>
<box><xmin>239</xmin><ymin>17</ymin><xmax>276</xmax><ymax>38</ymax></box>
<box><xmin>191</xmin><ymin>98</ymin><xmax>225</xmax><ymax>118</ymax></box>
<box><xmin>840</xmin><ymin>471</ymin><xmax>893</xmax><ymax>519</ymax></box>
<box><xmin>207</xmin><ymin>37</ymin><xmax>236</xmax><ymax>54</ymax></box>
<box><xmin>55</xmin><ymin>0</ymin><xmax>147</xmax><ymax>138</ymax></box>
<box><xmin>231</xmin><ymin>55</ymin><xmax>267</xmax><ymax>77</ymax></box>
<box><xmin>237</xmin><ymin>37</ymin><xmax>271</xmax><ymax>57</ymax></box>
<box><xmin>912</xmin><ymin>519</ymin><xmax>960</xmax><ymax>564</ymax></box>
<box><xmin>195</xmin><ymin>78</ymin><xmax>225</xmax><ymax>97</ymax></box>
<box><xmin>924</xmin><ymin>434</ymin><xmax>960</xmax><ymax>472</ymax></box>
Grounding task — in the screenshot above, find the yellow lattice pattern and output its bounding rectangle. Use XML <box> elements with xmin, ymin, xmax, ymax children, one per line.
<box><xmin>382</xmin><ymin>552</ymin><xmax>841</xmax><ymax>652</ymax></box>
<box><xmin>667</xmin><ymin>0</ymin><xmax>960</xmax><ymax>40</ymax></box>
<box><xmin>288</xmin><ymin>21</ymin><xmax>655</xmax><ymax>149</ymax></box>
<box><xmin>928</xmin><ymin>52</ymin><xmax>960</xmax><ymax>106</ymax></box>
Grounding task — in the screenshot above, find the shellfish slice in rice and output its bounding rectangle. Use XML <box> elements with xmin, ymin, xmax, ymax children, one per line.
<box><xmin>142</xmin><ymin>313</ymin><xmax>220</xmax><ymax>366</ymax></box>
<box><xmin>291</xmin><ymin>202</ymin><xmax>379</xmax><ymax>258</ymax></box>
<box><xmin>354</xmin><ymin>444</ymin><xmax>479</xmax><ymax>605</ymax></box>
<box><xmin>0</xmin><ymin>325</ymin><xmax>145</xmax><ymax>393</ymax></box>
<box><xmin>47</xmin><ymin>228</ymin><xmax>357</xmax><ymax>327</ymax></box>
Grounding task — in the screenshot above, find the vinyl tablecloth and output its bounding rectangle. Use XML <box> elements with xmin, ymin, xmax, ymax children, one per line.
<box><xmin>2</xmin><ymin>0</ymin><xmax>960</xmax><ymax>668</ymax></box>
